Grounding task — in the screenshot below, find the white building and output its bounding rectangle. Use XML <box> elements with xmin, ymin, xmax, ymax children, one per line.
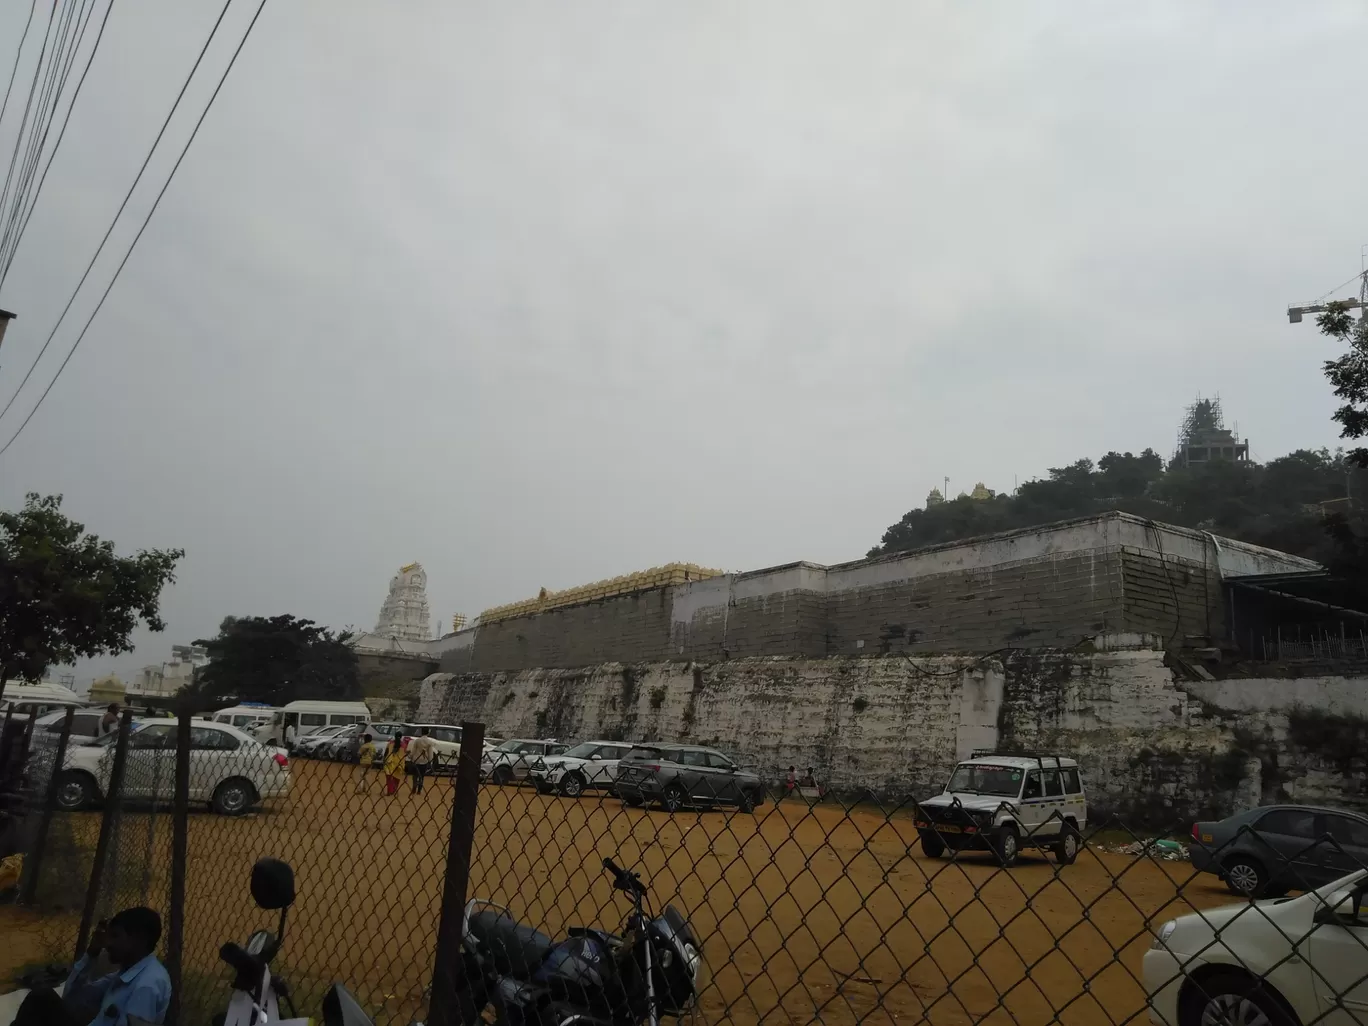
<box><xmin>373</xmin><ymin>563</ymin><xmax>432</xmax><ymax>642</ymax></box>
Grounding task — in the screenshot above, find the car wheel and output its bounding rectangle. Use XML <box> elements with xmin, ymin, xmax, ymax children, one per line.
<box><xmin>993</xmin><ymin>824</ymin><xmax>1020</xmax><ymax>867</ymax></box>
<box><xmin>1224</xmin><ymin>857</ymin><xmax>1267</xmax><ymax>898</ymax></box>
<box><xmin>212</xmin><ymin>778</ymin><xmax>255</xmax><ymax>816</ymax></box>
<box><xmin>1053</xmin><ymin>824</ymin><xmax>1081</xmax><ymax>866</ymax></box>
<box><xmin>920</xmin><ymin>833</ymin><xmax>946</xmax><ymax>859</ymax></box>
<box><xmin>622</xmin><ymin>796</ymin><xmax>643</xmax><ymax>808</ymax></box>
<box><xmin>737</xmin><ymin>789</ymin><xmax>756</xmax><ymax>814</ymax></box>
<box><xmin>560</xmin><ymin>773</ymin><xmax>585</xmax><ymax>798</ymax></box>
<box><xmin>55</xmin><ymin>771</ymin><xmax>94</xmax><ymax>811</ymax></box>
<box><xmin>492</xmin><ymin>766</ymin><xmax>513</xmax><ymax>786</ymax></box>
<box><xmin>663</xmin><ymin>785</ymin><xmax>686</xmax><ymax>813</ymax></box>
<box><xmin>1179</xmin><ymin>971</ymin><xmax>1294</xmax><ymax>1026</ymax></box>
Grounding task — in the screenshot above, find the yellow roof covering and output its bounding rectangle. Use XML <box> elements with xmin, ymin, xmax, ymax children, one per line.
<box><xmin>478</xmin><ymin>563</ymin><xmax>724</xmax><ymax>624</ymax></box>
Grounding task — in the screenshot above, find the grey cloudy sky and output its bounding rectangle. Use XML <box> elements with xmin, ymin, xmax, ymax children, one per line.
<box><xmin>0</xmin><ymin>1</ymin><xmax>1364</xmax><ymax>685</ymax></box>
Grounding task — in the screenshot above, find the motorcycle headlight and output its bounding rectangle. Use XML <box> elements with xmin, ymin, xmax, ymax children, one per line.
<box><xmin>1151</xmin><ymin>920</ymin><xmax>1177</xmax><ymax>950</ymax></box>
<box><xmin>683</xmin><ymin>942</ymin><xmax>701</xmax><ymax>979</ymax></box>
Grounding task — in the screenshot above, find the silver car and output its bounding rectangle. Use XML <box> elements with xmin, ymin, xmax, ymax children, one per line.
<box><xmin>481</xmin><ymin>738</ymin><xmax>567</xmax><ymax>785</ymax></box>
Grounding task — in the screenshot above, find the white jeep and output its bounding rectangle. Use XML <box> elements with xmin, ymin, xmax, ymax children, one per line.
<box><xmin>914</xmin><ymin>753</ymin><xmax>1087</xmax><ymax>867</ymax></box>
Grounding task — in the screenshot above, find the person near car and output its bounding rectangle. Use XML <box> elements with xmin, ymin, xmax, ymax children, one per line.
<box><xmin>785</xmin><ymin>766</ymin><xmax>797</xmax><ymax>796</ymax></box>
<box><xmin>383</xmin><ymin>735</ymin><xmax>406</xmax><ymax>796</ymax></box>
<box><xmin>99</xmin><ymin>703</ymin><xmax>120</xmax><ymax>736</ymax></box>
<box><xmin>407</xmin><ymin>727</ymin><xmax>436</xmax><ymax>794</ymax></box>
<box><xmin>16</xmin><ymin>906</ymin><xmax>171</xmax><ymax>1025</ymax></box>
<box><xmin>355</xmin><ymin>732</ymin><xmax>377</xmax><ymax>792</ymax></box>
<box><xmin>283</xmin><ymin>717</ymin><xmax>297</xmax><ymax>750</ymax></box>
<box><xmin>800</xmin><ymin>767</ymin><xmax>817</xmax><ymax>788</ymax></box>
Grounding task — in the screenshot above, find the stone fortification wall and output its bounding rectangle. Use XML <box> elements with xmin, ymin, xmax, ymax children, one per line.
<box><xmin>428</xmin><ymin>513</ymin><xmax>1316</xmax><ymax>674</ymax></box>
<box><xmin>419</xmin><ymin>649</ymin><xmax>1368</xmax><ymax>823</ymax></box>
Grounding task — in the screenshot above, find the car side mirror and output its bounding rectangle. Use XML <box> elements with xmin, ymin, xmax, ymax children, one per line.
<box><xmin>251</xmin><ymin>857</ymin><xmax>295</xmax><ymax>910</ymax></box>
<box><xmin>1315</xmin><ymin>890</ymin><xmax>1361</xmax><ymax>926</ymax></box>
<box><xmin>590</xmin><ymin>754</ymin><xmax>601</xmax><ymax>761</ymax></box>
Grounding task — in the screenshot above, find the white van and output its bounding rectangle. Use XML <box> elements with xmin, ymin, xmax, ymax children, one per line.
<box><xmin>253</xmin><ymin>700</ymin><xmax>370</xmax><ymax>747</ymax></box>
<box><xmin>1</xmin><ymin>680</ymin><xmax>85</xmax><ymax>716</ymax></box>
<box><xmin>211</xmin><ymin>704</ymin><xmax>280</xmax><ymax>732</ymax></box>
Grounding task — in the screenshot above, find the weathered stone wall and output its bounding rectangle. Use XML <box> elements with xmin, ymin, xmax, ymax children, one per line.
<box><xmin>419</xmin><ymin>649</ymin><xmax>1368</xmax><ymax>823</ymax></box>
<box><xmin>427</xmin><ymin>513</ymin><xmax>1316</xmax><ymax>674</ymax></box>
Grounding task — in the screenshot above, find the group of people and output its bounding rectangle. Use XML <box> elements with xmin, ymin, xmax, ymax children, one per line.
<box><xmin>355</xmin><ymin>727</ymin><xmax>438</xmax><ymax>796</ymax></box>
<box><xmin>784</xmin><ymin>766</ymin><xmax>822</xmax><ymax>797</ymax></box>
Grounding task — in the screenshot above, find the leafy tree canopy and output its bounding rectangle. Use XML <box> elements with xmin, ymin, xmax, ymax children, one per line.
<box><xmin>1319</xmin><ymin>300</ymin><xmax>1368</xmax><ymax>469</ymax></box>
<box><xmin>870</xmin><ymin>447</ymin><xmax>1367</xmax><ymax>574</ymax></box>
<box><xmin>192</xmin><ymin>614</ymin><xmax>361</xmax><ymax>705</ymax></box>
<box><xmin>0</xmin><ymin>493</ymin><xmax>183</xmax><ymax>683</ymax></box>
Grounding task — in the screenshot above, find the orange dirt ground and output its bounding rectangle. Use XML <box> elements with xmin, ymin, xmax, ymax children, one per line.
<box><xmin>1</xmin><ymin>758</ymin><xmax>1235</xmax><ymax>1024</ymax></box>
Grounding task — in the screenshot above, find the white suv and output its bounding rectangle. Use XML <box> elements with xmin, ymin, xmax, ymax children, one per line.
<box><xmin>482</xmin><ymin>739</ymin><xmax>567</xmax><ymax>785</ymax></box>
<box><xmin>914</xmin><ymin>753</ymin><xmax>1087</xmax><ymax>866</ymax></box>
<box><xmin>55</xmin><ymin>719</ymin><xmax>291</xmax><ymax>815</ymax></box>
<box><xmin>529</xmin><ymin>740</ymin><xmax>637</xmax><ymax>797</ymax></box>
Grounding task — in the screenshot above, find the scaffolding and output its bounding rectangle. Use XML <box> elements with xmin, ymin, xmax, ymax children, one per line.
<box><xmin>1173</xmin><ymin>396</ymin><xmax>1249</xmax><ymax>467</ymax></box>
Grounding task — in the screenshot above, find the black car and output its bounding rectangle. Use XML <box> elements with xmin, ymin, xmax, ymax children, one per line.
<box><xmin>1191</xmin><ymin>804</ymin><xmax>1368</xmax><ymax>897</ymax></box>
<box><xmin>616</xmin><ymin>744</ymin><xmax>765</xmax><ymax>813</ymax></box>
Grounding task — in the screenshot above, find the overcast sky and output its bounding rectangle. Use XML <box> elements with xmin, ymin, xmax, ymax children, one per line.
<box><xmin>0</xmin><ymin>1</ymin><xmax>1364</xmax><ymax>685</ymax></box>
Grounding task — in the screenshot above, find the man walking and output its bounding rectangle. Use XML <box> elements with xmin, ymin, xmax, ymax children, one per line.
<box><xmin>407</xmin><ymin>727</ymin><xmax>436</xmax><ymax>794</ymax></box>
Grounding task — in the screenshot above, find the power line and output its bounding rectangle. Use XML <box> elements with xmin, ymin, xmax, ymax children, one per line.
<box><xmin>0</xmin><ymin>2</ymin><xmax>58</xmax><ymax>237</ymax></box>
<box><xmin>0</xmin><ymin>0</ymin><xmax>236</xmax><ymax>430</ymax></box>
<box><xmin>0</xmin><ymin>0</ymin><xmax>270</xmax><ymax>459</ymax></box>
<box><xmin>0</xmin><ymin>0</ymin><xmax>40</xmax><ymax>138</ymax></box>
<box><xmin>0</xmin><ymin>0</ymin><xmax>95</xmax><ymax>272</ymax></box>
<box><xmin>0</xmin><ymin>0</ymin><xmax>114</xmax><ymax>286</ymax></box>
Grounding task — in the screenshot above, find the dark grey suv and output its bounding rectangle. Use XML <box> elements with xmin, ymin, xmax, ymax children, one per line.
<box><xmin>1191</xmin><ymin>804</ymin><xmax>1368</xmax><ymax>897</ymax></box>
<box><xmin>616</xmin><ymin>744</ymin><xmax>765</xmax><ymax>813</ymax></box>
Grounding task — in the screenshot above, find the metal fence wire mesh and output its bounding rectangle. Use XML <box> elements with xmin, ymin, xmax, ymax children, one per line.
<box><xmin>11</xmin><ymin>714</ymin><xmax>1368</xmax><ymax>1025</ymax></box>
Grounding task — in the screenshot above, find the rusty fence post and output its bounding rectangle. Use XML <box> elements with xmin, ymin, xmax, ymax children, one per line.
<box><xmin>426</xmin><ymin>720</ymin><xmax>485</xmax><ymax>1026</ymax></box>
<box><xmin>17</xmin><ymin>706</ymin><xmax>75</xmax><ymax>904</ymax></box>
<box><xmin>166</xmin><ymin>708</ymin><xmax>192</xmax><ymax>1025</ymax></box>
<box><xmin>75</xmin><ymin>708</ymin><xmax>134</xmax><ymax>960</ymax></box>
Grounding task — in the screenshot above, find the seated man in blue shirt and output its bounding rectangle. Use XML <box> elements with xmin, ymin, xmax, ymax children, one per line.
<box><xmin>16</xmin><ymin>906</ymin><xmax>172</xmax><ymax>1026</ymax></box>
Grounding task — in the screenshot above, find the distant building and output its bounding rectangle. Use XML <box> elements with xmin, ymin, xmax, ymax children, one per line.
<box><xmin>374</xmin><ymin>562</ymin><xmax>432</xmax><ymax>642</ymax></box>
<box><xmin>1176</xmin><ymin>397</ymin><xmax>1249</xmax><ymax>467</ymax></box>
<box><xmin>127</xmin><ymin>644</ymin><xmax>208</xmax><ymax>698</ymax></box>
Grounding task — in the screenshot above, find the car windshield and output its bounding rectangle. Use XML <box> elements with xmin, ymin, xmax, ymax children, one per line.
<box><xmin>562</xmin><ymin>742</ymin><xmax>599</xmax><ymax>759</ymax></box>
<box><xmin>947</xmin><ymin>764</ymin><xmax>1023</xmax><ymax>796</ymax></box>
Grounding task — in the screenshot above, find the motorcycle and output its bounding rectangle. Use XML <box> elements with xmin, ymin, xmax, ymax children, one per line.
<box><xmin>453</xmin><ymin>857</ymin><xmax>702</xmax><ymax>1026</ymax></box>
<box><xmin>217</xmin><ymin>856</ymin><xmax>374</xmax><ymax>1026</ymax></box>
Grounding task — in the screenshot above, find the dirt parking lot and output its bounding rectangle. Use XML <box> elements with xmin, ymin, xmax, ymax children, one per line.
<box><xmin>4</xmin><ymin>758</ymin><xmax>1236</xmax><ymax>1024</ymax></box>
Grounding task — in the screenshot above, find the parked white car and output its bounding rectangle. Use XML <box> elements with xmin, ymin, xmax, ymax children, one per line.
<box><xmin>31</xmin><ymin>707</ymin><xmax>112</xmax><ymax>744</ymax></box>
<box><xmin>482</xmin><ymin>739</ymin><xmax>568</xmax><ymax>785</ymax></box>
<box><xmin>55</xmin><ymin>719</ymin><xmax>291</xmax><ymax>816</ymax></box>
<box><xmin>529</xmin><ymin>740</ymin><xmax>637</xmax><ymax>797</ymax></box>
<box><xmin>1146</xmin><ymin>867</ymin><xmax>1368</xmax><ymax>1025</ymax></box>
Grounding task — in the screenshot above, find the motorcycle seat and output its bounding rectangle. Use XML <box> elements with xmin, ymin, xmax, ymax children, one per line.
<box><xmin>468</xmin><ymin>910</ymin><xmax>556</xmax><ymax>980</ymax></box>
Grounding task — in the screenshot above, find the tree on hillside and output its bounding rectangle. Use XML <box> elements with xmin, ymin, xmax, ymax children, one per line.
<box><xmin>192</xmin><ymin>614</ymin><xmax>361</xmax><ymax>705</ymax></box>
<box><xmin>0</xmin><ymin>493</ymin><xmax>183</xmax><ymax>683</ymax></box>
<box><xmin>868</xmin><ymin>447</ymin><xmax>1364</xmax><ymax>561</ymax></box>
<box><xmin>1318</xmin><ymin>301</ymin><xmax>1368</xmax><ymax>468</ymax></box>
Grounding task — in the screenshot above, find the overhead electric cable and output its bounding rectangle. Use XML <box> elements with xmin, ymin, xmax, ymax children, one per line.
<box><xmin>0</xmin><ymin>0</ymin><xmax>270</xmax><ymax>459</ymax></box>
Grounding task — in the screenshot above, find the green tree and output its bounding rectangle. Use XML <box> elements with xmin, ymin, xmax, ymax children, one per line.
<box><xmin>0</xmin><ymin>493</ymin><xmax>183</xmax><ymax>683</ymax></box>
<box><xmin>193</xmin><ymin>614</ymin><xmax>360</xmax><ymax>705</ymax></box>
<box><xmin>1318</xmin><ymin>301</ymin><xmax>1368</xmax><ymax>468</ymax></box>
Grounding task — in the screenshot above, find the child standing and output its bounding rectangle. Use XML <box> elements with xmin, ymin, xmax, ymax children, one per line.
<box><xmin>355</xmin><ymin>732</ymin><xmax>376</xmax><ymax>792</ymax></box>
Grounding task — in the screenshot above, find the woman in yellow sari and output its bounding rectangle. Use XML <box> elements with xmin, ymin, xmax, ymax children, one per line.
<box><xmin>383</xmin><ymin>736</ymin><xmax>407</xmax><ymax>796</ymax></box>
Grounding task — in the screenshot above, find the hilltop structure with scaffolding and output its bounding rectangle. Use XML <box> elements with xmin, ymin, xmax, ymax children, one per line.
<box><xmin>1174</xmin><ymin>397</ymin><xmax>1249</xmax><ymax>468</ymax></box>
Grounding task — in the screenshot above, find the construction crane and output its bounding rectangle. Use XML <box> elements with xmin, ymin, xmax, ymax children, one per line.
<box><xmin>1287</xmin><ymin>256</ymin><xmax>1368</xmax><ymax>323</ymax></box>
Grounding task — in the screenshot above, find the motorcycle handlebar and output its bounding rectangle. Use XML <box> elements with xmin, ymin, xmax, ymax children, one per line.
<box><xmin>602</xmin><ymin>857</ymin><xmax>644</xmax><ymax>895</ymax></box>
<box><xmin>219</xmin><ymin>942</ymin><xmax>262</xmax><ymax>981</ymax></box>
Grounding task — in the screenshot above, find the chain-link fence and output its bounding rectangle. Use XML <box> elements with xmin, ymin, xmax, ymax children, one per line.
<box><xmin>9</xmin><ymin>714</ymin><xmax>1368</xmax><ymax>1025</ymax></box>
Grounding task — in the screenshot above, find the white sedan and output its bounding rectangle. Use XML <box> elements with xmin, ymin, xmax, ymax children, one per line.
<box><xmin>55</xmin><ymin>718</ymin><xmax>291</xmax><ymax>815</ymax></box>
<box><xmin>1146</xmin><ymin>868</ymin><xmax>1368</xmax><ymax>1025</ymax></box>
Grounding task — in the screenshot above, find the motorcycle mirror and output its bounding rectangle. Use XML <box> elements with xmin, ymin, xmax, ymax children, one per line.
<box><xmin>250</xmin><ymin>857</ymin><xmax>295</xmax><ymax>910</ymax></box>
